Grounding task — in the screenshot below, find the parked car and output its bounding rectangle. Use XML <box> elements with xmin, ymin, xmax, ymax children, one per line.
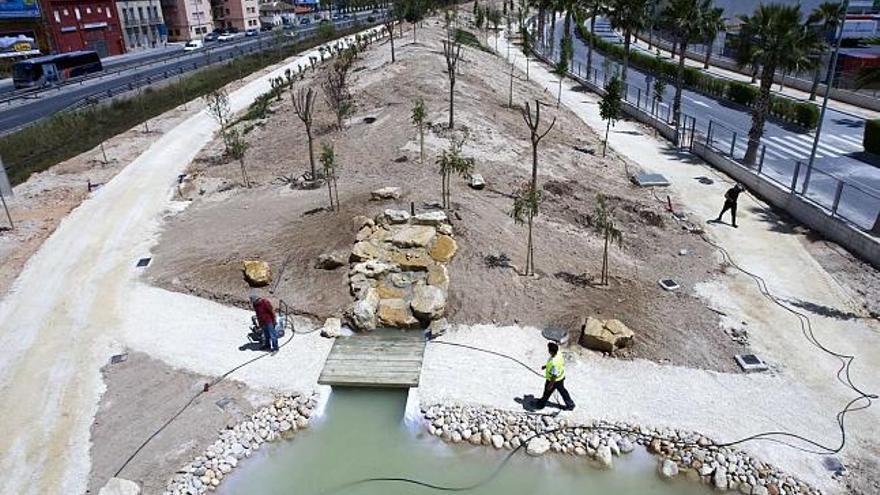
<box><xmin>260</xmin><ymin>24</ymin><xmax>275</xmax><ymax>32</ymax></box>
<box><xmin>332</xmin><ymin>14</ymin><xmax>341</xmax><ymax>20</ymax></box>
<box><xmin>184</xmin><ymin>39</ymin><xmax>204</xmax><ymax>51</ymax></box>
<box><xmin>299</xmin><ymin>17</ymin><xmax>311</xmax><ymax>25</ymax></box>
<box><xmin>245</xmin><ymin>29</ymin><xmax>259</xmax><ymax>37</ymax></box>
<box><xmin>204</xmin><ymin>32</ymin><xmax>220</xmax><ymax>42</ymax></box>
<box><xmin>217</xmin><ymin>32</ymin><xmax>237</xmax><ymax>42</ymax></box>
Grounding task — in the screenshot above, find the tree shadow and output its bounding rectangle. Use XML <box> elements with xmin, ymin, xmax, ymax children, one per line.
<box><xmin>743</xmin><ymin>204</ymin><xmax>800</xmax><ymax>234</ymax></box>
<box><xmin>782</xmin><ymin>297</ymin><xmax>865</xmax><ymax>321</ymax></box>
<box><xmin>831</xmin><ymin>117</ymin><xmax>865</xmax><ymax>129</ymax></box>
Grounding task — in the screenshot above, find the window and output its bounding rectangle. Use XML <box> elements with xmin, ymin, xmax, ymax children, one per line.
<box><xmin>107</xmin><ymin>8</ymin><xmax>112</xmax><ymax>18</ymax></box>
<box><xmin>86</xmin><ymin>7</ymin><xmax>91</xmax><ymax>14</ymax></box>
<box><xmin>54</xmin><ymin>10</ymin><xmax>60</xmax><ymax>22</ymax></box>
<box><xmin>97</xmin><ymin>6</ymin><xmax>102</xmax><ymax>12</ymax></box>
<box><xmin>74</xmin><ymin>7</ymin><xmax>81</xmax><ymax>19</ymax></box>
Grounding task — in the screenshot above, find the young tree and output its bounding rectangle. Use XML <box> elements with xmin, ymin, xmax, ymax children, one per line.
<box><xmin>435</xmin><ymin>133</ymin><xmax>475</xmax><ymax>209</ymax></box>
<box><xmin>652</xmin><ymin>75</ymin><xmax>666</xmax><ymax>119</ymax></box>
<box><xmin>521</xmin><ymin>99</ymin><xmax>556</xmax><ymax>191</ymax></box>
<box><xmin>411</xmin><ymin>97</ymin><xmax>428</xmax><ymax>163</ymax></box>
<box><xmin>402</xmin><ymin>0</ymin><xmax>426</xmax><ymax>43</ymax></box>
<box><xmin>661</xmin><ymin>0</ymin><xmax>711</xmax><ymax>133</ymax></box>
<box><xmin>591</xmin><ymin>193</ymin><xmax>622</xmax><ymax>286</ymax></box>
<box><xmin>510</xmin><ymin>181</ymin><xmax>542</xmax><ymax>276</ymax></box>
<box><xmin>226</xmin><ymin>128</ymin><xmax>251</xmax><ymax>188</ymax></box>
<box><xmin>599</xmin><ymin>76</ymin><xmax>622</xmax><ymax>157</ymax></box>
<box><xmin>269</xmin><ymin>76</ymin><xmax>286</xmax><ymax>102</ymax></box>
<box><xmin>443</xmin><ymin>39</ymin><xmax>463</xmax><ymax>129</ymax></box>
<box><xmin>807</xmin><ymin>2</ymin><xmax>845</xmax><ymax>101</ymax></box>
<box><xmin>204</xmin><ymin>88</ymin><xmax>232</xmax><ymax>153</ymax></box>
<box><xmin>555</xmin><ymin>33</ymin><xmax>572</xmax><ymax>107</ymax></box>
<box><xmin>320</xmin><ymin>142</ymin><xmax>340</xmax><ymax>210</ymax></box>
<box><xmin>383</xmin><ymin>8</ymin><xmax>397</xmax><ymax>62</ymax></box>
<box><xmin>291</xmin><ymin>87</ymin><xmax>318</xmax><ymax>179</ymax></box>
<box><xmin>736</xmin><ymin>4</ymin><xmax>820</xmax><ymax>164</ymax></box>
<box><xmin>606</xmin><ymin>0</ymin><xmax>650</xmax><ymax>84</ymax></box>
<box><xmin>322</xmin><ymin>47</ymin><xmax>357</xmax><ymax>129</ymax></box>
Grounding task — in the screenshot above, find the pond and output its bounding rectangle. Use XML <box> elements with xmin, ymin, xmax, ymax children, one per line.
<box><xmin>219</xmin><ymin>388</ymin><xmax>710</xmax><ymax>495</ymax></box>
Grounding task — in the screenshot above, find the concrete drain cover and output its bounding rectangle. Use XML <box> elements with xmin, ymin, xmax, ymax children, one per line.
<box><xmin>633</xmin><ymin>172</ymin><xmax>670</xmax><ymax>187</ymax></box>
<box><xmin>216</xmin><ymin>398</ymin><xmax>234</xmax><ymax>410</ymax></box>
<box><xmin>695</xmin><ymin>176</ymin><xmax>714</xmax><ymax>185</ymax></box>
<box><xmin>542</xmin><ymin>327</ymin><xmax>569</xmax><ymax>345</ymax></box>
<box><xmin>658</xmin><ymin>279</ymin><xmax>680</xmax><ymax>291</ymax></box>
<box><xmin>110</xmin><ymin>353</ymin><xmax>128</xmax><ymax>365</ymax></box>
<box><xmin>822</xmin><ymin>456</ymin><xmax>845</xmax><ymax>473</ymax></box>
<box><xmin>136</xmin><ymin>257</ymin><xmax>152</xmax><ymax>268</ymax></box>
<box><xmin>734</xmin><ymin>354</ymin><xmax>768</xmax><ymax>372</ymax></box>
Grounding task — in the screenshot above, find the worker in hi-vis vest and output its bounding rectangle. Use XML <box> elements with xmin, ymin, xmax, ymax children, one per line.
<box><xmin>536</xmin><ymin>342</ymin><xmax>575</xmax><ymax>411</ymax></box>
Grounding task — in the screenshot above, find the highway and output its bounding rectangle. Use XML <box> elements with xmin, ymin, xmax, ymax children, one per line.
<box><xmin>0</xmin><ymin>10</ymin><xmax>379</xmax><ymax>135</ymax></box>
<box><xmin>548</xmin><ymin>18</ymin><xmax>880</xmax><ymax>230</ymax></box>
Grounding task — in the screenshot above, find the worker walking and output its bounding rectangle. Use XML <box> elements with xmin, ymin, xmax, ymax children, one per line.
<box><xmin>712</xmin><ymin>183</ymin><xmax>744</xmax><ymax>228</ymax></box>
<box><xmin>535</xmin><ymin>342</ymin><xmax>575</xmax><ymax>411</ymax></box>
<box><xmin>249</xmin><ymin>292</ymin><xmax>278</xmax><ymax>353</ymax></box>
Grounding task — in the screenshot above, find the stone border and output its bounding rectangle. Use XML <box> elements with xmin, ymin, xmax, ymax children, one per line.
<box><xmin>421</xmin><ymin>404</ymin><xmax>822</xmax><ymax>495</ymax></box>
<box><xmin>162</xmin><ymin>393</ymin><xmax>317</xmax><ymax>495</ymax></box>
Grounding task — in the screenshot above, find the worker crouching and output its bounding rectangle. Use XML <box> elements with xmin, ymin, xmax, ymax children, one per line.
<box><xmin>250</xmin><ymin>292</ymin><xmax>279</xmax><ymax>353</ymax></box>
<box><xmin>536</xmin><ymin>342</ymin><xmax>575</xmax><ymax>411</ymax></box>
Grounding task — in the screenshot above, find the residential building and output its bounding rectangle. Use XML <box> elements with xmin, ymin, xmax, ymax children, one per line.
<box><xmin>211</xmin><ymin>0</ymin><xmax>259</xmax><ymax>31</ymax></box>
<box><xmin>116</xmin><ymin>0</ymin><xmax>166</xmax><ymax>51</ymax></box>
<box><xmin>258</xmin><ymin>0</ymin><xmax>295</xmax><ymax>27</ymax></box>
<box><xmin>0</xmin><ymin>0</ymin><xmax>51</xmax><ymax>57</ymax></box>
<box><xmin>43</xmin><ymin>0</ymin><xmax>125</xmax><ymax>56</ymax></box>
<box><xmin>160</xmin><ymin>0</ymin><xmax>212</xmax><ymax>41</ymax></box>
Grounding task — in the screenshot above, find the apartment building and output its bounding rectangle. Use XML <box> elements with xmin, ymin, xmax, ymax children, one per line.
<box><xmin>116</xmin><ymin>0</ymin><xmax>166</xmax><ymax>51</ymax></box>
<box><xmin>160</xmin><ymin>0</ymin><xmax>212</xmax><ymax>41</ymax></box>
<box><xmin>43</xmin><ymin>0</ymin><xmax>125</xmax><ymax>56</ymax></box>
<box><xmin>211</xmin><ymin>0</ymin><xmax>259</xmax><ymax>31</ymax></box>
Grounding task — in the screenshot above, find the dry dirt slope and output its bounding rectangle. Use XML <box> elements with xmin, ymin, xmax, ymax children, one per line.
<box><xmin>146</xmin><ymin>21</ymin><xmax>742</xmax><ymax>372</ymax></box>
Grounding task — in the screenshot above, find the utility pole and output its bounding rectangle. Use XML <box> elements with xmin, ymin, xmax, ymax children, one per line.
<box><xmin>803</xmin><ymin>0</ymin><xmax>849</xmax><ymax>195</ymax></box>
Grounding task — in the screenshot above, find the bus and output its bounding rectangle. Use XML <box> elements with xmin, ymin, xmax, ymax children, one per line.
<box><xmin>12</xmin><ymin>51</ymin><xmax>102</xmax><ymax>89</ymax></box>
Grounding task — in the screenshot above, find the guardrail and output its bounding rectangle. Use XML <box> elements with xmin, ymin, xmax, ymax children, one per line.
<box><xmin>528</xmin><ymin>28</ymin><xmax>880</xmax><ymax>267</ymax></box>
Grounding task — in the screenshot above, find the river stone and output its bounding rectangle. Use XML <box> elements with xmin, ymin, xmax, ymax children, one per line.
<box><xmin>384</xmin><ymin>209</ymin><xmax>411</xmax><ymax>224</ymax></box>
<box><xmin>659</xmin><ymin>459</ymin><xmax>679</xmax><ymax>479</ymax></box>
<box><xmin>426</xmin><ymin>264</ymin><xmax>449</xmax><ymax>290</ymax></box>
<box><xmin>391</xmin><ymin>225</ymin><xmax>437</xmax><ymax>248</ymax></box>
<box><xmin>428</xmin><ymin>235</ymin><xmax>458</xmax><ymax>262</ymax></box>
<box><xmin>713</xmin><ymin>470</ymin><xmax>729</xmax><ymax>491</ymax></box>
<box><xmin>491</xmin><ymin>434</ymin><xmax>504</xmax><ymax>449</ymax></box>
<box><xmin>596</xmin><ymin>445</ymin><xmax>613</xmax><ymax>469</ymax></box>
<box><xmin>410</xmin><ymin>285</ymin><xmax>446</xmax><ymax>320</ymax></box>
<box><xmin>242</xmin><ymin>260</ymin><xmax>271</xmax><ymax>287</ymax></box>
<box><xmin>321</xmin><ymin>317</ymin><xmax>342</xmax><ymax>338</ymax></box>
<box><xmin>579</xmin><ymin>317</ymin><xmax>635</xmax><ymax>353</ymax></box>
<box><xmin>413</xmin><ymin>210</ymin><xmax>448</xmax><ymax>226</ymax></box>
<box><xmin>618</xmin><ymin>437</ymin><xmax>635</xmax><ymax>453</ymax></box>
<box><xmin>371</xmin><ymin>186</ymin><xmax>401</xmax><ymax>200</ymax></box>
<box><xmin>315</xmin><ymin>250</ymin><xmax>347</xmax><ymax>270</ymax></box>
<box><xmin>351</xmin><ymin>241</ymin><xmax>384</xmax><ymax>262</ymax></box>
<box><xmin>526</xmin><ymin>437</ymin><xmax>551</xmax><ymax>456</ymax></box>
<box><xmin>98</xmin><ymin>478</ymin><xmax>140</xmax><ymax>495</ymax></box>
<box><xmin>377</xmin><ymin>298</ymin><xmax>420</xmax><ymax>328</ymax></box>
<box><xmin>349</xmin><ymin>288</ymin><xmax>379</xmax><ymax>330</ymax></box>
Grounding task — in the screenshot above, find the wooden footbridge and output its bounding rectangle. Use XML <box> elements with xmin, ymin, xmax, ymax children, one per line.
<box><xmin>318</xmin><ymin>331</ymin><xmax>426</xmax><ymax>388</ymax></box>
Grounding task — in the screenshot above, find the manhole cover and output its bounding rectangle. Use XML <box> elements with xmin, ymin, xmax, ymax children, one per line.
<box><xmin>110</xmin><ymin>353</ymin><xmax>128</xmax><ymax>364</ymax></box>
<box><xmin>658</xmin><ymin>279</ymin><xmax>680</xmax><ymax>291</ymax></box>
<box><xmin>136</xmin><ymin>257</ymin><xmax>151</xmax><ymax>268</ymax></box>
<box><xmin>542</xmin><ymin>327</ymin><xmax>569</xmax><ymax>344</ymax></box>
<box><xmin>362</xmin><ymin>116</ymin><xmax>377</xmax><ymax>124</ymax></box>
<box><xmin>734</xmin><ymin>354</ymin><xmax>768</xmax><ymax>372</ymax></box>
<box><xmin>822</xmin><ymin>456</ymin><xmax>844</xmax><ymax>473</ymax></box>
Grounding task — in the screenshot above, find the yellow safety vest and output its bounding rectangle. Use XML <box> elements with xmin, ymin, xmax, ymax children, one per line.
<box><xmin>545</xmin><ymin>354</ymin><xmax>565</xmax><ymax>382</ymax></box>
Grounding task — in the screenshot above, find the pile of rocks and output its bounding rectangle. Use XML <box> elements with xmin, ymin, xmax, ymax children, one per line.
<box><xmin>163</xmin><ymin>393</ymin><xmax>317</xmax><ymax>495</ymax></box>
<box><xmin>421</xmin><ymin>404</ymin><xmax>820</xmax><ymax>495</ymax></box>
<box><xmin>345</xmin><ymin>209</ymin><xmax>457</xmax><ymax>335</ymax></box>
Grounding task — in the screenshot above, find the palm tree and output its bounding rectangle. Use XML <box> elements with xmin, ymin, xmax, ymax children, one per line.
<box><xmin>584</xmin><ymin>0</ymin><xmax>604</xmax><ymax>80</ymax></box>
<box><xmin>701</xmin><ymin>7</ymin><xmax>725</xmax><ymax>69</ymax></box>
<box><xmin>558</xmin><ymin>0</ymin><xmax>580</xmax><ymax>61</ymax></box>
<box><xmin>736</xmin><ymin>4</ymin><xmax>820</xmax><ymax>164</ymax></box>
<box><xmin>807</xmin><ymin>2</ymin><xmax>845</xmax><ymax>101</ymax></box>
<box><xmin>607</xmin><ymin>0</ymin><xmax>650</xmax><ymax>84</ymax></box>
<box><xmin>661</xmin><ymin>0</ymin><xmax>711</xmax><ymax>133</ymax></box>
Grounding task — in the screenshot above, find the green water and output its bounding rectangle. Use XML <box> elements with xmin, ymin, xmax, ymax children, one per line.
<box><xmin>219</xmin><ymin>389</ymin><xmax>710</xmax><ymax>495</ymax></box>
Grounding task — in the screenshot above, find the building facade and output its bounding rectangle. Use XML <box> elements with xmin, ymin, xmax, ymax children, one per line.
<box><xmin>258</xmin><ymin>0</ymin><xmax>295</xmax><ymax>27</ymax></box>
<box><xmin>211</xmin><ymin>0</ymin><xmax>258</xmax><ymax>31</ymax></box>
<box><xmin>43</xmin><ymin>0</ymin><xmax>125</xmax><ymax>56</ymax></box>
<box><xmin>160</xmin><ymin>0</ymin><xmax>212</xmax><ymax>41</ymax></box>
<box><xmin>116</xmin><ymin>0</ymin><xmax>166</xmax><ymax>51</ymax></box>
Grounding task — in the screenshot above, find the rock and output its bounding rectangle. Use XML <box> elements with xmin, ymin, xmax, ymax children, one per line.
<box><xmin>98</xmin><ymin>478</ymin><xmax>141</xmax><ymax>495</ymax></box>
<box><xmin>595</xmin><ymin>445</ymin><xmax>613</xmax><ymax>469</ymax></box>
<box><xmin>389</xmin><ymin>250</ymin><xmax>434</xmax><ymax>271</ymax></box>
<box><xmin>376</xmin><ymin>282</ymin><xmax>408</xmax><ymax>299</ymax></box>
<box><xmin>468</xmin><ymin>173</ymin><xmax>485</xmax><ymax>190</ymax></box>
<box><xmin>526</xmin><ymin>437</ymin><xmax>551</xmax><ymax>456</ymax></box>
<box><xmin>351</xmin><ymin>241</ymin><xmax>384</xmax><ymax>262</ymax></box>
<box><xmin>413</xmin><ymin>211</ymin><xmax>448</xmax><ymax>226</ymax></box>
<box><xmin>349</xmin><ymin>273</ymin><xmax>374</xmax><ymax>299</ymax></box>
<box><xmin>579</xmin><ymin>317</ymin><xmax>635</xmax><ymax>353</ymax></box>
<box><xmin>352</xmin><ymin>215</ymin><xmax>374</xmax><ymax>230</ymax></box>
<box><xmin>351</xmin><ymin>260</ymin><xmax>397</xmax><ymax>278</ymax></box>
<box><xmin>659</xmin><ymin>459</ymin><xmax>679</xmax><ymax>479</ymax></box>
<box><xmin>391</xmin><ymin>225</ymin><xmax>437</xmax><ymax>248</ymax></box>
<box><xmin>321</xmin><ymin>317</ymin><xmax>342</xmax><ymax>338</ymax></box>
<box><xmin>752</xmin><ymin>486</ymin><xmax>769</xmax><ymax>495</ymax></box>
<box><xmin>389</xmin><ymin>272</ymin><xmax>412</xmax><ymax>288</ymax></box>
<box><xmin>426</xmin><ymin>264</ymin><xmax>449</xmax><ymax>290</ymax></box>
<box><xmin>242</xmin><ymin>260</ymin><xmax>271</xmax><ymax>287</ymax></box>
<box><xmin>618</xmin><ymin>437</ymin><xmax>634</xmax><ymax>453</ymax></box>
<box><xmin>713</xmin><ymin>470</ymin><xmax>729</xmax><ymax>491</ymax></box>
<box><xmin>491</xmin><ymin>434</ymin><xmax>504</xmax><ymax>449</ymax></box>
<box><xmin>428</xmin><ymin>318</ymin><xmax>449</xmax><ymax>338</ymax></box>
<box><xmin>349</xmin><ymin>288</ymin><xmax>380</xmax><ymax>330</ymax></box>
<box><xmin>428</xmin><ymin>235</ymin><xmax>458</xmax><ymax>262</ymax></box>
<box><xmin>371</xmin><ymin>186</ymin><xmax>401</xmax><ymax>200</ymax></box>
<box><xmin>384</xmin><ymin>209</ymin><xmax>411</xmax><ymax>224</ymax></box>
<box><xmin>377</xmin><ymin>298</ymin><xmax>420</xmax><ymax>328</ymax></box>
<box><xmin>410</xmin><ymin>285</ymin><xmax>447</xmax><ymax>320</ymax></box>
<box><xmin>315</xmin><ymin>250</ymin><xmax>348</xmax><ymax>270</ymax></box>
<box><xmin>437</xmin><ymin>223</ymin><xmax>454</xmax><ymax>236</ymax></box>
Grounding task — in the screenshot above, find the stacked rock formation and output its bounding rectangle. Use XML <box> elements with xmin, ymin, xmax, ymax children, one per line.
<box><xmin>346</xmin><ymin>209</ymin><xmax>457</xmax><ymax>332</ymax></box>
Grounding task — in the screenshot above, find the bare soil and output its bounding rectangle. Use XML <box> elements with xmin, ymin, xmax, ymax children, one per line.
<box><xmin>146</xmin><ymin>21</ymin><xmax>744</xmax><ymax>372</ymax></box>
<box><xmin>87</xmin><ymin>351</ymin><xmax>262</xmax><ymax>495</ymax></box>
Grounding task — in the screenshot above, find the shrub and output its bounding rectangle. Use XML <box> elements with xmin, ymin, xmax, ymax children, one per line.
<box><xmin>793</xmin><ymin>102</ymin><xmax>820</xmax><ymax>129</ymax></box>
<box><xmin>727</xmin><ymin>82</ymin><xmax>758</xmax><ymax>107</ymax></box>
<box><xmin>865</xmin><ymin>119</ymin><xmax>880</xmax><ymax>155</ymax></box>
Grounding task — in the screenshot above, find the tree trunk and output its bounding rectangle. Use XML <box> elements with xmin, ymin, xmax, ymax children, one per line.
<box><xmin>526</xmin><ymin>213</ymin><xmax>534</xmax><ymax>275</ymax></box>
<box><xmin>557</xmin><ymin>77</ymin><xmax>562</xmax><ymax>107</ymax></box>
<box><xmin>549</xmin><ymin>11</ymin><xmax>557</xmax><ymax>57</ymax></box>
<box><xmin>413</xmin><ymin>23</ymin><xmax>417</xmax><ymax>43</ymax></box>
<box><xmin>622</xmin><ymin>31</ymin><xmax>631</xmax><ymax>84</ymax></box>
<box><xmin>672</xmin><ymin>36</ymin><xmax>688</xmax><ymax>135</ymax></box>
<box><xmin>240</xmin><ymin>158</ymin><xmax>250</xmax><ymax>188</ymax></box>
<box><xmin>602</xmin><ymin>232</ymin><xmax>609</xmax><ymax>285</ymax></box>
<box><xmin>333</xmin><ymin>178</ymin><xmax>340</xmax><ymax>211</ymax></box>
<box><xmin>389</xmin><ymin>26</ymin><xmax>396</xmax><ymax>62</ymax></box>
<box><xmin>745</xmin><ymin>64</ymin><xmax>776</xmax><ymax>165</ymax></box>
<box><xmin>603</xmin><ymin>120</ymin><xmax>610</xmax><ymax>156</ymax></box>
<box><xmin>562</xmin><ymin>11</ymin><xmax>571</xmax><ymax>60</ymax></box>
<box><xmin>419</xmin><ymin>127</ymin><xmax>424</xmax><ymax>163</ymax></box>
<box><xmin>448</xmin><ymin>78</ymin><xmax>455</xmax><ymax>129</ymax></box>
<box><xmin>538</xmin><ymin>8</ymin><xmax>546</xmax><ymax>45</ymax></box>
<box><xmin>306</xmin><ymin>127</ymin><xmax>316</xmax><ymax>178</ymax></box>
<box><xmin>809</xmin><ymin>64</ymin><xmax>822</xmax><ymax>101</ymax></box>
<box><xmin>327</xmin><ymin>179</ymin><xmax>334</xmax><ymax>209</ymax></box>
<box><xmin>530</xmin><ymin>139</ymin><xmax>538</xmax><ymax>190</ymax></box>
<box><xmin>703</xmin><ymin>36</ymin><xmax>713</xmax><ymax>69</ymax></box>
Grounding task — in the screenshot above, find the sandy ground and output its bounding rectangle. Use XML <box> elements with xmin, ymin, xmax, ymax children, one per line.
<box><xmin>146</xmin><ymin>20</ymin><xmax>741</xmax><ymax>372</ymax></box>
<box><xmin>0</xmin><ymin>30</ymin><xmax>377</xmax><ymax>495</ymax></box>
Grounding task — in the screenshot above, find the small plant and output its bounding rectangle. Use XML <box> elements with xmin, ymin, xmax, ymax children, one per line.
<box><xmin>226</xmin><ymin>128</ymin><xmax>251</xmax><ymax>188</ymax></box>
<box><xmin>652</xmin><ymin>76</ymin><xmax>666</xmax><ymax>117</ymax></box>
<box><xmin>435</xmin><ymin>133</ymin><xmax>475</xmax><ymax>209</ymax></box>
<box><xmin>320</xmin><ymin>142</ymin><xmax>340</xmax><ymax>211</ymax></box>
<box><xmin>322</xmin><ymin>47</ymin><xmax>357</xmax><ymax>129</ymax></box>
<box><xmin>291</xmin><ymin>87</ymin><xmax>317</xmax><ymax>179</ymax></box>
<box><xmin>510</xmin><ymin>181</ymin><xmax>542</xmax><ymax>276</ymax></box>
<box><xmin>443</xmin><ymin>39</ymin><xmax>463</xmax><ymax>129</ymax></box>
<box><xmin>411</xmin><ymin>97</ymin><xmax>428</xmax><ymax>163</ymax></box>
<box><xmin>599</xmin><ymin>77</ymin><xmax>622</xmax><ymax>157</ymax></box>
<box><xmin>591</xmin><ymin>193</ymin><xmax>622</xmax><ymax>286</ymax></box>
<box><xmin>204</xmin><ymin>88</ymin><xmax>232</xmax><ymax>153</ymax></box>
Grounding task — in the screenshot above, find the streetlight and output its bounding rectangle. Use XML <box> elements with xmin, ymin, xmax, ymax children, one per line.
<box><xmin>802</xmin><ymin>0</ymin><xmax>849</xmax><ymax>195</ymax></box>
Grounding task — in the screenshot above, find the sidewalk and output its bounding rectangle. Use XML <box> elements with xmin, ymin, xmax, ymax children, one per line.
<box><xmin>490</xmin><ymin>30</ymin><xmax>880</xmax><ymax>494</ymax></box>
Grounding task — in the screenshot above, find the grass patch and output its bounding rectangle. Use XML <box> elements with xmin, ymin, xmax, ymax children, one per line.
<box><xmin>454</xmin><ymin>29</ymin><xmax>491</xmax><ymax>53</ymax></box>
<box><xmin>0</xmin><ymin>23</ymin><xmax>373</xmax><ymax>186</ymax></box>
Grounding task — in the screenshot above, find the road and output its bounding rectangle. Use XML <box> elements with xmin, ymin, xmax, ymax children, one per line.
<box><xmin>0</xmin><ymin>11</ymin><xmax>379</xmax><ymax>134</ymax></box>
<box><xmin>546</xmin><ymin>18</ymin><xmax>880</xmax><ymax>230</ymax></box>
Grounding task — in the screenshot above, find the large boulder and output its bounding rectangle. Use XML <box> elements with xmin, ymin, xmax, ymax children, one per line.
<box><xmin>243</xmin><ymin>260</ymin><xmax>271</xmax><ymax>287</ymax></box>
<box><xmin>391</xmin><ymin>225</ymin><xmax>437</xmax><ymax>248</ymax></box>
<box><xmin>413</xmin><ymin>210</ymin><xmax>448</xmax><ymax>226</ymax></box>
<box><xmin>315</xmin><ymin>250</ymin><xmax>348</xmax><ymax>270</ymax></box>
<box><xmin>99</xmin><ymin>478</ymin><xmax>140</xmax><ymax>495</ymax></box>
<box><xmin>371</xmin><ymin>186</ymin><xmax>401</xmax><ymax>200</ymax></box>
<box><xmin>428</xmin><ymin>235</ymin><xmax>458</xmax><ymax>262</ymax></box>
<box><xmin>377</xmin><ymin>298</ymin><xmax>420</xmax><ymax>328</ymax></box>
<box><xmin>383</xmin><ymin>209</ymin><xmax>411</xmax><ymax>224</ymax></box>
<box><xmin>351</xmin><ymin>241</ymin><xmax>384</xmax><ymax>262</ymax></box>
<box><xmin>349</xmin><ymin>288</ymin><xmax>380</xmax><ymax>331</ymax></box>
<box><xmin>410</xmin><ymin>285</ymin><xmax>446</xmax><ymax>320</ymax></box>
<box><xmin>579</xmin><ymin>317</ymin><xmax>635</xmax><ymax>353</ymax></box>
